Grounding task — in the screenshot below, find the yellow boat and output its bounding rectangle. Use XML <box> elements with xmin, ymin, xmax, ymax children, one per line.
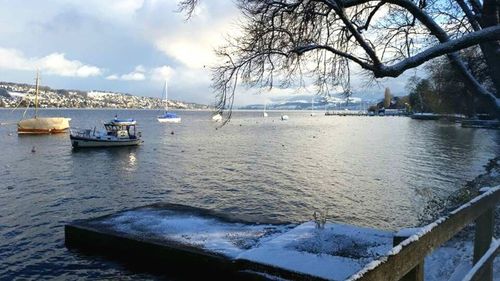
<box><xmin>17</xmin><ymin>72</ymin><xmax>71</xmax><ymax>134</ymax></box>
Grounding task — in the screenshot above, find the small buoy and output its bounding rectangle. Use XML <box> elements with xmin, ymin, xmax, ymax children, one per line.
<box><xmin>171</xmin><ymin>131</ymin><xmax>174</xmax><ymax>135</ymax></box>
<box><xmin>282</xmin><ymin>144</ymin><xmax>285</xmax><ymax>147</ymax></box>
<box><xmin>313</xmin><ymin>136</ymin><xmax>316</xmax><ymax>138</ymax></box>
<box><xmin>181</xmin><ymin>150</ymin><xmax>185</xmax><ymax>153</ymax></box>
<box><xmin>31</xmin><ymin>146</ymin><xmax>36</xmax><ymax>153</ymax></box>
<box><xmin>239</xmin><ymin>124</ymin><xmax>242</xmax><ymax>126</ymax></box>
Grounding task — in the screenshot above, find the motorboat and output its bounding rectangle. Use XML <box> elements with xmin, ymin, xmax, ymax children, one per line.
<box><xmin>70</xmin><ymin>118</ymin><xmax>142</xmax><ymax>148</ymax></box>
<box><xmin>17</xmin><ymin>71</ymin><xmax>71</xmax><ymax>134</ymax></box>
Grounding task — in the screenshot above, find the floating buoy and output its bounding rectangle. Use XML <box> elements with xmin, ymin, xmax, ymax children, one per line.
<box><xmin>31</xmin><ymin>146</ymin><xmax>36</xmax><ymax>153</ymax></box>
<box><xmin>171</xmin><ymin>131</ymin><xmax>175</xmax><ymax>135</ymax></box>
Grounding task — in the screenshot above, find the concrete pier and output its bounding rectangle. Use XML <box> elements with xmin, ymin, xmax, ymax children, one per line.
<box><xmin>65</xmin><ymin>203</ymin><xmax>394</xmax><ymax>281</ymax></box>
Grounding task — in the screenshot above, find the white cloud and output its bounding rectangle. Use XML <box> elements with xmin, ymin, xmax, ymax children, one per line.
<box><xmin>150</xmin><ymin>65</ymin><xmax>175</xmax><ymax>81</ymax></box>
<box><xmin>139</xmin><ymin>1</ymin><xmax>240</xmax><ymax>70</ymax></box>
<box><xmin>0</xmin><ymin>47</ymin><xmax>102</xmax><ymax>77</ymax></box>
<box><xmin>122</xmin><ymin>72</ymin><xmax>146</xmax><ymax>81</ymax></box>
<box><xmin>105</xmin><ymin>74</ymin><xmax>119</xmax><ymax>80</ymax></box>
<box><xmin>107</xmin><ymin>65</ymin><xmax>146</xmax><ymax>81</ymax></box>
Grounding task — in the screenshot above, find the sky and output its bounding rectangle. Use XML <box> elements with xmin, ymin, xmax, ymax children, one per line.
<box><xmin>0</xmin><ymin>0</ymin><xmax>417</xmax><ymax>105</ymax></box>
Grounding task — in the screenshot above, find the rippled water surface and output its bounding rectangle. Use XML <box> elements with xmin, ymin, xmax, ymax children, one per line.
<box><xmin>0</xmin><ymin>109</ymin><xmax>498</xmax><ymax>279</ymax></box>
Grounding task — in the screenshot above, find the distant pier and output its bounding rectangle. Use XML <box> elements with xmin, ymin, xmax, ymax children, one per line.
<box><xmin>325</xmin><ymin>109</ymin><xmax>407</xmax><ymax>116</ymax></box>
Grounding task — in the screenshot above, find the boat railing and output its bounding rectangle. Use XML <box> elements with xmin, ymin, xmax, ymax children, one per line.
<box><xmin>70</xmin><ymin>127</ymin><xmax>98</xmax><ymax>137</ymax></box>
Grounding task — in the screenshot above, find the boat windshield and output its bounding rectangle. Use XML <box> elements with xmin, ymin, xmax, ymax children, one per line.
<box><xmin>104</xmin><ymin>124</ymin><xmax>137</xmax><ymax>138</ymax></box>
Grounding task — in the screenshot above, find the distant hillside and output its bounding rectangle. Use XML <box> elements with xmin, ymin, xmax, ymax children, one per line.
<box><xmin>239</xmin><ymin>95</ymin><xmax>370</xmax><ymax>110</ymax></box>
<box><xmin>0</xmin><ymin>81</ymin><xmax>209</xmax><ymax>110</ymax></box>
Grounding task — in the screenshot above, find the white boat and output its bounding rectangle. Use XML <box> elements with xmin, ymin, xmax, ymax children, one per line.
<box><xmin>281</xmin><ymin>114</ymin><xmax>289</xmax><ymax>121</ymax></box>
<box><xmin>17</xmin><ymin>71</ymin><xmax>71</xmax><ymax>134</ymax></box>
<box><xmin>157</xmin><ymin>81</ymin><xmax>181</xmax><ymax>123</ymax></box>
<box><xmin>70</xmin><ymin>118</ymin><xmax>142</xmax><ymax>148</ymax></box>
<box><xmin>212</xmin><ymin>113</ymin><xmax>223</xmax><ymax>122</ymax></box>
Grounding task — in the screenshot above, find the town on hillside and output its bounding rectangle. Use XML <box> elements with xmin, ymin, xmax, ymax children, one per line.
<box><xmin>0</xmin><ymin>81</ymin><xmax>209</xmax><ymax>110</ymax></box>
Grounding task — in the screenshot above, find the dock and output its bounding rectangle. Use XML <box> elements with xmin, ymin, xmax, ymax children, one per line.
<box><xmin>65</xmin><ymin>186</ymin><xmax>499</xmax><ymax>281</ymax></box>
<box><xmin>65</xmin><ymin>203</ymin><xmax>394</xmax><ymax>281</ymax></box>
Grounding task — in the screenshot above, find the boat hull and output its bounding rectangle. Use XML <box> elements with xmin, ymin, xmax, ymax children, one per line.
<box><xmin>157</xmin><ymin>117</ymin><xmax>181</xmax><ymax>123</ymax></box>
<box><xmin>18</xmin><ymin>117</ymin><xmax>70</xmax><ymax>134</ymax></box>
<box><xmin>70</xmin><ymin>135</ymin><xmax>142</xmax><ymax>148</ymax></box>
<box><xmin>212</xmin><ymin>114</ymin><xmax>222</xmax><ymax>122</ymax></box>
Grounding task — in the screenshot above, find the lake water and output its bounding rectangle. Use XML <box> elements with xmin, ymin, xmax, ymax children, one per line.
<box><xmin>0</xmin><ymin>109</ymin><xmax>498</xmax><ymax>279</ymax></box>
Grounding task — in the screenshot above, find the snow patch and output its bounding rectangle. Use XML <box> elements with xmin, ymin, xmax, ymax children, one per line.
<box><xmin>479</xmin><ymin>186</ymin><xmax>492</xmax><ymax>193</ymax></box>
<box><xmin>237</xmin><ymin>221</ymin><xmax>393</xmax><ymax>280</ymax></box>
<box><xmin>98</xmin><ymin>209</ymin><xmax>292</xmax><ymax>258</ymax></box>
<box><xmin>395</xmin><ymin>227</ymin><xmax>421</xmax><ymax>238</ymax></box>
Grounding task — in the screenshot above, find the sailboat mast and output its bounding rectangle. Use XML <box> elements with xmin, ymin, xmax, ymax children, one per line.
<box><xmin>35</xmin><ymin>70</ymin><xmax>40</xmax><ymax>118</ymax></box>
<box><xmin>164</xmin><ymin>80</ymin><xmax>168</xmax><ymax>112</ymax></box>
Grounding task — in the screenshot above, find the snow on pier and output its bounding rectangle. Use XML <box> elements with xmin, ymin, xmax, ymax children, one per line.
<box><xmin>65</xmin><ymin>197</ymin><xmax>500</xmax><ymax>280</ymax></box>
<box><xmin>65</xmin><ymin>203</ymin><xmax>393</xmax><ymax>280</ymax></box>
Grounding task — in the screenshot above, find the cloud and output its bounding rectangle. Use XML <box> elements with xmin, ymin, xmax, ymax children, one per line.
<box><xmin>150</xmin><ymin>65</ymin><xmax>175</xmax><ymax>81</ymax></box>
<box><xmin>0</xmin><ymin>47</ymin><xmax>102</xmax><ymax>77</ymax></box>
<box><xmin>106</xmin><ymin>65</ymin><xmax>146</xmax><ymax>81</ymax></box>
<box><xmin>107</xmin><ymin>65</ymin><xmax>176</xmax><ymax>82</ymax></box>
<box><xmin>105</xmin><ymin>74</ymin><xmax>119</xmax><ymax>80</ymax></box>
<box><xmin>138</xmin><ymin>1</ymin><xmax>240</xmax><ymax>70</ymax></box>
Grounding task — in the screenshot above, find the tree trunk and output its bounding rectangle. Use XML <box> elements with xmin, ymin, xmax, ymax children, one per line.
<box><xmin>479</xmin><ymin>0</ymin><xmax>500</xmax><ymax>99</ymax></box>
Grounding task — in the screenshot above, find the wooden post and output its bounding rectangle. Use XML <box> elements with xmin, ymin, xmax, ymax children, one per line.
<box><xmin>473</xmin><ymin>208</ymin><xmax>494</xmax><ymax>281</ymax></box>
<box><xmin>393</xmin><ymin>235</ymin><xmax>424</xmax><ymax>281</ymax></box>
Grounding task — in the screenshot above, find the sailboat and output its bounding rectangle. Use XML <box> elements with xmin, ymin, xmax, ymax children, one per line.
<box><xmin>310</xmin><ymin>97</ymin><xmax>316</xmax><ymax>116</ymax></box>
<box><xmin>17</xmin><ymin>71</ymin><xmax>71</xmax><ymax>134</ymax></box>
<box><xmin>157</xmin><ymin>81</ymin><xmax>181</xmax><ymax>123</ymax></box>
<box><xmin>263</xmin><ymin>102</ymin><xmax>268</xmax><ymax>117</ymax></box>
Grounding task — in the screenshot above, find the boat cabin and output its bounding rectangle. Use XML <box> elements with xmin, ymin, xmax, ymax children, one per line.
<box><xmin>104</xmin><ymin>119</ymin><xmax>139</xmax><ymax>139</ymax></box>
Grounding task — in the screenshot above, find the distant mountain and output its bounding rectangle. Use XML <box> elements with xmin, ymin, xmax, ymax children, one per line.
<box><xmin>0</xmin><ymin>81</ymin><xmax>209</xmax><ymax>110</ymax></box>
<box><xmin>239</xmin><ymin>94</ymin><xmax>376</xmax><ymax>110</ymax></box>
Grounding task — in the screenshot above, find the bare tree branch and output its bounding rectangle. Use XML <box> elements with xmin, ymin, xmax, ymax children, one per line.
<box><xmin>178</xmin><ymin>0</ymin><xmax>500</xmax><ymax>118</ymax></box>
